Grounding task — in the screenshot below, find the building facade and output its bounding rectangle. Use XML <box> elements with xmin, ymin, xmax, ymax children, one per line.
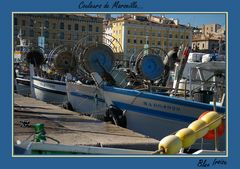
<box><xmin>202</xmin><ymin>24</ymin><xmax>222</xmax><ymax>36</ymax></box>
<box><xmin>13</xmin><ymin>14</ymin><xmax>103</xmax><ymax>51</ymax></box>
<box><xmin>108</xmin><ymin>15</ymin><xmax>192</xmax><ymax>61</ymax></box>
<box><xmin>192</xmin><ymin>38</ymin><xmax>225</xmax><ymax>54</ymax></box>
<box><xmin>192</xmin><ymin>23</ymin><xmax>225</xmax><ymax>54</ymax></box>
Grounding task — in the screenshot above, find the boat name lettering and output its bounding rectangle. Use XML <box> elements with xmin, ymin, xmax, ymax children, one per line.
<box><xmin>143</xmin><ymin>102</ymin><xmax>180</xmax><ymax>111</ymax></box>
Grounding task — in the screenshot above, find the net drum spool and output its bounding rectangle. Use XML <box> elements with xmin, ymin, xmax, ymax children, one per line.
<box><xmin>54</xmin><ymin>51</ymin><xmax>77</xmax><ymax>73</ymax></box>
<box><xmin>82</xmin><ymin>44</ymin><xmax>115</xmax><ymax>76</ymax></box>
<box><xmin>26</xmin><ymin>49</ymin><xmax>45</xmax><ymax>66</ymax></box>
<box><xmin>136</xmin><ymin>54</ymin><xmax>164</xmax><ymax>81</ymax></box>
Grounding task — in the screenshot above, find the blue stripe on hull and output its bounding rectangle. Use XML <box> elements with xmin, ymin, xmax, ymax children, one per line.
<box><xmin>112</xmin><ymin>101</ymin><xmax>197</xmax><ymax>123</ymax></box>
<box><xmin>103</xmin><ymin>86</ymin><xmax>225</xmax><ymax>113</ymax></box>
<box><xmin>33</xmin><ymin>85</ymin><xmax>66</xmax><ymax>95</ymax></box>
<box><xmin>70</xmin><ymin>92</ymin><xmax>105</xmax><ymax>103</ymax></box>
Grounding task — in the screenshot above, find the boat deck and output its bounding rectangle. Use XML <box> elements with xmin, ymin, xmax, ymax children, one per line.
<box><xmin>14</xmin><ymin>94</ymin><xmax>159</xmax><ymax>151</ymax></box>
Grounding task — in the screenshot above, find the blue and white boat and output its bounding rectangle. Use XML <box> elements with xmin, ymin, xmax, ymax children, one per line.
<box><xmin>100</xmin><ymin>84</ymin><xmax>225</xmax><ymax>139</ymax></box>
<box><xmin>90</xmin><ymin>46</ymin><xmax>226</xmax><ymax>150</ymax></box>
<box><xmin>30</xmin><ymin>45</ymin><xmax>77</xmax><ymax>105</ymax></box>
<box><xmin>66</xmin><ymin>34</ymin><xmax>124</xmax><ymax>116</ymax></box>
<box><xmin>66</xmin><ymin>81</ymin><xmax>106</xmax><ymax>116</ymax></box>
<box><xmin>32</xmin><ymin>75</ymin><xmax>67</xmax><ymax>104</ymax></box>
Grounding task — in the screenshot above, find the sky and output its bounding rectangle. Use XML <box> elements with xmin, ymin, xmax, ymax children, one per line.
<box><xmin>110</xmin><ymin>13</ymin><xmax>226</xmax><ymax>28</ymax></box>
<box><xmin>164</xmin><ymin>14</ymin><xmax>226</xmax><ymax>28</ymax></box>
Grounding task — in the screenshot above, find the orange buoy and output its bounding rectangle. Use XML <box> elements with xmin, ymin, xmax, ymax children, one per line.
<box><xmin>198</xmin><ymin>111</ymin><xmax>224</xmax><ymax>140</ymax></box>
<box><xmin>204</xmin><ymin>122</ymin><xmax>225</xmax><ymax>140</ymax></box>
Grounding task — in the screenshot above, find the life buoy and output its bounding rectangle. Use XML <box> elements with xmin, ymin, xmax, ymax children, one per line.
<box><xmin>198</xmin><ymin>111</ymin><xmax>224</xmax><ymax>140</ymax></box>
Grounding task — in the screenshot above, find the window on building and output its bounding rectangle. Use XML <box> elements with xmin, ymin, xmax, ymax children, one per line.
<box><xmin>68</xmin><ymin>24</ymin><xmax>72</xmax><ymax>31</ymax></box>
<box><xmin>29</xmin><ymin>19</ymin><xmax>34</xmax><ymax>27</ymax></box>
<box><xmin>14</xmin><ymin>17</ymin><xmax>18</xmax><ymax>25</ymax></box>
<box><xmin>60</xmin><ymin>32</ymin><xmax>64</xmax><ymax>39</ymax></box>
<box><xmin>96</xmin><ymin>26</ymin><xmax>99</xmax><ymax>32</ymax></box>
<box><xmin>128</xmin><ymin>30</ymin><xmax>130</xmax><ymax>34</ymax></box>
<box><xmin>169</xmin><ymin>34</ymin><xmax>172</xmax><ymax>38</ymax></box>
<box><xmin>169</xmin><ymin>42</ymin><xmax>172</xmax><ymax>47</ymax></box>
<box><xmin>158</xmin><ymin>33</ymin><xmax>161</xmax><ymax>37</ymax></box>
<box><xmin>89</xmin><ymin>25</ymin><xmax>93</xmax><ymax>32</ymax></box>
<box><xmin>29</xmin><ymin>29</ymin><xmax>34</xmax><ymax>37</ymax></box>
<box><xmin>45</xmin><ymin>20</ymin><xmax>49</xmax><ymax>28</ymax></box>
<box><xmin>157</xmin><ymin>41</ymin><xmax>161</xmax><ymax>45</ymax></box>
<box><xmin>164</xmin><ymin>41</ymin><xmax>167</xmax><ymax>46</ymax></box>
<box><xmin>140</xmin><ymin>40</ymin><xmax>143</xmax><ymax>44</ymax></box>
<box><xmin>164</xmin><ymin>33</ymin><xmax>167</xmax><ymax>38</ymax></box>
<box><xmin>211</xmin><ymin>27</ymin><xmax>213</xmax><ymax>32</ymax></box>
<box><xmin>212</xmin><ymin>44</ymin><xmax>215</xmax><ymax>50</ymax></box>
<box><xmin>82</xmin><ymin>26</ymin><xmax>85</xmax><ymax>32</ymax></box>
<box><xmin>68</xmin><ymin>33</ymin><xmax>72</xmax><ymax>40</ymax></box>
<box><xmin>134</xmin><ymin>39</ymin><xmax>137</xmax><ymax>44</ymax></box>
<box><xmin>74</xmin><ymin>24</ymin><xmax>79</xmax><ymax>31</ymax></box>
<box><xmin>175</xmin><ymin>34</ymin><xmax>178</xmax><ymax>38</ymax></box>
<box><xmin>44</xmin><ymin>31</ymin><xmax>49</xmax><ymax>38</ymax></box>
<box><xmin>202</xmin><ymin>43</ymin><xmax>204</xmax><ymax>48</ymax></box>
<box><xmin>60</xmin><ymin>22</ymin><xmax>64</xmax><ymax>29</ymax></box>
<box><xmin>181</xmin><ymin>35</ymin><xmax>184</xmax><ymax>39</ymax></box>
<box><xmin>52</xmin><ymin>33</ymin><xmax>56</xmax><ymax>39</ymax></box>
<box><xmin>152</xmin><ymin>42</ymin><xmax>155</xmax><ymax>45</ymax></box>
<box><xmin>14</xmin><ymin>28</ymin><xmax>18</xmax><ymax>36</ymax></box>
<box><xmin>22</xmin><ymin>30</ymin><xmax>26</xmax><ymax>36</ymax></box>
<box><xmin>146</xmin><ymin>40</ymin><xmax>149</xmax><ymax>44</ymax></box>
<box><xmin>22</xmin><ymin>20</ymin><xmax>26</xmax><ymax>26</ymax></box>
<box><xmin>186</xmin><ymin>35</ymin><xmax>189</xmax><ymax>39</ymax></box>
<box><xmin>128</xmin><ymin>39</ymin><xmax>130</xmax><ymax>43</ymax></box>
<box><xmin>88</xmin><ymin>36</ymin><xmax>92</xmax><ymax>41</ymax></box>
<box><xmin>52</xmin><ymin>23</ymin><xmax>56</xmax><ymax>29</ymax></box>
<box><xmin>38</xmin><ymin>21</ymin><xmax>42</xmax><ymax>27</ymax></box>
<box><xmin>96</xmin><ymin>36</ymin><xmax>99</xmax><ymax>42</ymax></box>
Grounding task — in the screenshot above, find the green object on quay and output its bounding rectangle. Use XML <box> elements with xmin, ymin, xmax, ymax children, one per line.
<box><xmin>33</xmin><ymin>123</ymin><xmax>46</xmax><ymax>142</ymax></box>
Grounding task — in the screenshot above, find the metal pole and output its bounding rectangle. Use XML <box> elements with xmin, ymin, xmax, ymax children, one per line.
<box><xmin>214</xmin><ymin>128</ymin><xmax>218</xmax><ymax>151</ymax></box>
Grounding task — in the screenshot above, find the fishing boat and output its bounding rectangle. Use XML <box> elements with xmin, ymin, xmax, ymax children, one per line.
<box><xmin>66</xmin><ymin>81</ymin><xmax>106</xmax><ymax>116</ymax></box>
<box><xmin>90</xmin><ymin>46</ymin><xmax>226</xmax><ymax>150</ymax></box>
<box><xmin>66</xmin><ymin>33</ymin><xmax>123</xmax><ymax>116</ymax></box>
<box><xmin>31</xmin><ymin>75</ymin><xmax>67</xmax><ymax>104</ymax></box>
<box><xmin>30</xmin><ymin>45</ymin><xmax>77</xmax><ymax>105</ymax></box>
<box><xmin>14</xmin><ymin>30</ymin><xmax>31</xmax><ymax>96</ymax></box>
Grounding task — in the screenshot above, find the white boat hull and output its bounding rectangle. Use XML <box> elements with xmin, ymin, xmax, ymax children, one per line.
<box><xmin>16</xmin><ymin>78</ymin><xmax>31</xmax><ymax>96</ymax></box>
<box><xmin>101</xmin><ymin>86</ymin><xmax>226</xmax><ymax>150</ymax></box>
<box><xmin>32</xmin><ymin>76</ymin><xmax>67</xmax><ymax>104</ymax></box>
<box><xmin>67</xmin><ymin>82</ymin><xmax>107</xmax><ymax>116</ymax></box>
